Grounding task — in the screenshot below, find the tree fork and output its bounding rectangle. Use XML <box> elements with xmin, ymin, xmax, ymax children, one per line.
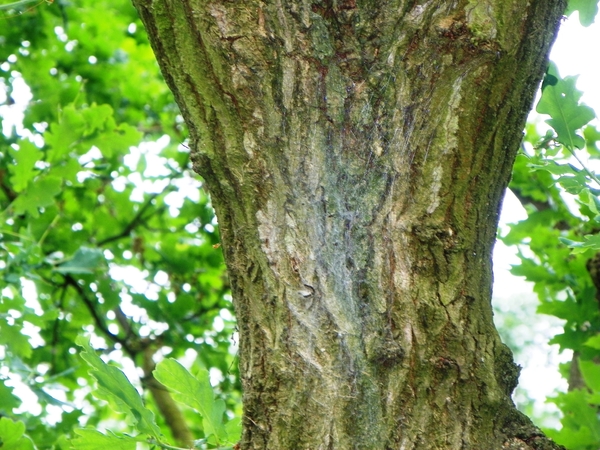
<box><xmin>133</xmin><ymin>1</ymin><xmax>566</xmax><ymax>448</ymax></box>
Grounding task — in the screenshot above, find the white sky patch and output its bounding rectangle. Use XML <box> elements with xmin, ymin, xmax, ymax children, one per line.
<box><xmin>165</xmin><ymin>190</ymin><xmax>184</xmax><ymax>217</ymax></box>
<box><xmin>213</xmin><ymin>315</ymin><xmax>224</xmax><ymax>332</ymax></box>
<box><xmin>127</xmin><ymin>171</ymin><xmax>170</xmax><ymax>202</ymax></box>
<box><xmin>0</xmin><ymin>77</ymin><xmax>6</xmax><ymax>104</ymax></box>
<box><xmin>21</xmin><ymin>278</ymin><xmax>43</xmax><ymax>316</ymax></box>
<box><xmin>171</xmin><ymin>173</ymin><xmax>202</xmax><ymax>202</ymax></box>
<box><xmin>139</xmin><ymin>137</ymin><xmax>172</xmax><ymax>177</ymax></box>
<box><xmin>10</xmin><ymin>379</ymin><xmax>42</xmax><ymax>416</ymax></box>
<box><xmin>123</xmin><ymin>147</ymin><xmax>141</xmax><ymax>170</ymax></box>
<box><xmin>78</xmin><ymin>146</ymin><xmax>103</xmax><ymax>166</ymax></box>
<box><xmin>209</xmin><ymin>367</ymin><xmax>224</xmax><ymax>387</ymax></box>
<box><xmin>20</xmin><ymin>321</ymin><xmax>44</xmax><ymax>348</ymax></box>
<box><xmin>153</xmin><ymin>270</ymin><xmax>170</xmax><ymax>287</ymax></box>
<box><xmin>1</xmin><ymin>73</ymin><xmax>32</xmax><ymax>137</ymax></box>
<box><xmin>220</xmin><ymin>308</ymin><xmax>234</xmax><ymax>321</ymax></box>
<box><xmin>108</xmin><ymin>265</ymin><xmax>163</xmax><ymax>303</ymax></box>
<box><xmin>550</xmin><ymin>13</ymin><xmax>600</xmax><ymax>119</ymax></box>
<box><xmin>111</xmin><ymin>175</ymin><xmax>128</xmax><ymax>192</ymax></box>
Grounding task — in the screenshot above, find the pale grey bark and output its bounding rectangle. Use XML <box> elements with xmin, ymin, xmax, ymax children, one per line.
<box><xmin>133</xmin><ymin>1</ymin><xmax>566</xmax><ymax>448</ymax></box>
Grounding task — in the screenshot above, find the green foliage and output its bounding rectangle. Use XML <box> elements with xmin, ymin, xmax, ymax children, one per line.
<box><xmin>154</xmin><ymin>359</ymin><xmax>241</xmax><ymax>447</ymax></box>
<box><xmin>0</xmin><ymin>0</ymin><xmax>239</xmax><ymax>448</ymax></box>
<box><xmin>545</xmin><ymin>388</ymin><xmax>600</xmax><ymax>449</ymax></box>
<box><xmin>71</xmin><ymin>339</ymin><xmax>239</xmax><ymax>449</ymax></box>
<box><xmin>1</xmin><ymin>1</ymin><xmax>599</xmax><ymax>449</ymax></box>
<box><xmin>537</xmin><ymin>63</ymin><xmax>595</xmax><ymax>151</ymax></box>
<box><xmin>566</xmin><ymin>0</ymin><xmax>599</xmax><ymax>26</ymax></box>
<box><xmin>71</xmin><ymin>429</ymin><xmax>138</xmax><ymax>450</ymax></box>
<box><xmin>0</xmin><ymin>417</ymin><xmax>35</xmax><ymax>450</ymax></box>
<box><xmin>154</xmin><ymin>359</ymin><xmax>225</xmax><ymax>442</ymax></box>
<box><xmin>503</xmin><ymin>63</ymin><xmax>600</xmax><ymax>449</ymax></box>
<box><xmin>77</xmin><ymin>336</ymin><xmax>162</xmax><ymax>438</ymax></box>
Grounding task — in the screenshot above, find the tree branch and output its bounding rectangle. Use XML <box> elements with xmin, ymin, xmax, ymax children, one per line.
<box><xmin>64</xmin><ymin>274</ymin><xmax>194</xmax><ymax>445</ymax></box>
<box><xmin>63</xmin><ymin>274</ymin><xmax>131</xmax><ymax>352</ymax></box>
<box><xmin>142</xmin><ymin>345</ymin><xmax>195</xmax><ymax>448</ymax></box>
<box><xmin>97</xmin><ymin>191</ymin><xmax>166</xmax><ymax>247</ymax></box>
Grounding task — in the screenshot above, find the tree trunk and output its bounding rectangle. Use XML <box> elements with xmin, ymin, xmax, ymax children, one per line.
<box><xmin>132</xmin><ymin>1</ymin><xmax>566</xmax><ymax>448</ymax></box>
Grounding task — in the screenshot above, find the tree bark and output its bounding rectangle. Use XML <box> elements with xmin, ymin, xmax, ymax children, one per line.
<box><xmin>132</xmin><ymin>1</ymin><xmax>566</xmax><ymax>448</ymax></box>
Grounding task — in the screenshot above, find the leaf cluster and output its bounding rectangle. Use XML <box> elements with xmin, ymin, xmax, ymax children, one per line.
<box><xmin>503</xmin><ymin>61</ymin><xmax>600</xmax><ymax>449</ymax></box>
<box><xmin>71</xmin><ymin>338</ymin><xmax>240</xmax><ymax>450</ymax></box>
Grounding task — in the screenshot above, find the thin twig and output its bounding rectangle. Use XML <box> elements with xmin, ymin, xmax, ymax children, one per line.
<box><xmin>63</xmin><ymin>274</ymin><xmax>132</xmax><ymax>354</ymax></box>
<box><xmin>0</xmin><ymin>0</ymin><xmax>42</xmax><ymax>10</ymax></box>
<box><xmin>97</xmin><ymin>188</ymin><xmax>173</xmax><ymax>246</ymax></box>
<box><xmin>565</xmin><ymin>146</ymin><xmax>600</xmax><ymax>188</ymax></box>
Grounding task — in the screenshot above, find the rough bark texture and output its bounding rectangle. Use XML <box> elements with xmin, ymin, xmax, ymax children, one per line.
<box><xmin>132</xmin><ymin>1</ymin><xmax>566</xmax><ymax>448</ymax></box>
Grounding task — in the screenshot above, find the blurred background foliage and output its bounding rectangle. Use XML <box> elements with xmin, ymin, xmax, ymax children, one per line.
<box><xmin>0</xmin><ymin>0</ymin><xmax>239</xmax><ymax>448</ymax></box>
<box><xmin>2</xmin><ymin>0</ymin><xmax>600</xmax><ymax>449</ymax></box>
